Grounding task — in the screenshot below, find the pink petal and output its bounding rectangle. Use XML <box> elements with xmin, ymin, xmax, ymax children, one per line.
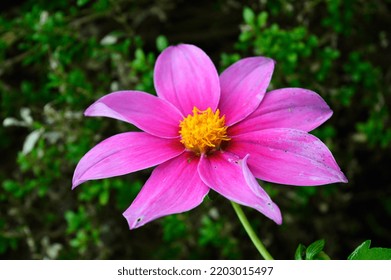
<box><xmin>229</xmin><ymin>128</ymin><xmax>348</xmax><ymax>186</ymax></box>
<box><xmin>123</xmin><ymin>152</ymin><xmax>209</xmax><ymax>229</ymax></box>
<box><xmin>230</xmin><ymin>88</ymin><xmax>333</xmax><ymax>135</ymax></box>
<box><xmin>154</xmin><ymin>44</ymin><xmax>220</xmax><ymax>116</ymax></box>
<box><xmin>72</xmin><ymin>132</ymin><xmax>184</xmax><ymax>188</ymax></box>
<box><xmin>219</xmin><ymin>57</ymin><xmax>275</xmax><ymax>126</ymax></box>
<box><xmin>198</xmin><ymin>151</ymin><xmax>282</xmax><ymax>224</ymax></box>
<box><xmin>84</xmin><ymin>91</ymin><xmax>183</xmax><ymax>138</ymax></box>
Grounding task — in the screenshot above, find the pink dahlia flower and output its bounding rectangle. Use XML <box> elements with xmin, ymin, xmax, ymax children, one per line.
<box><xmin>72</xmin><ymin>44</ymin><xmax>347</xmax><ymax>229</ymax></box>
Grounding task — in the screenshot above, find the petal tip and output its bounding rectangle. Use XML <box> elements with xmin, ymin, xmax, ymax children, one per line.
<box><xmin>274</xmin><ymin>213</ymin><xmax>283</xmax><ymax>225</ymax></box>
<box><xmin>266</xmin><ymin>202</ymin><xmax>283</xmax><ymax>225</ymax></box>
<box><xmin>83</xmin><ymin>104</ymin><xmax>94</xmax><ymax>117</ymax></box>
<box><xmin>340</xmin><ymin>172</ymin><xmax>348</xmax><ymax>183</ymax></box>
<box><xmin>266</xmin><ymin>57</ymin><xmax>276</xmax><ymax>66</ymax></box>
<box><xmin>333</xmin><ymin>169</ymin><xmax>348</xmax><ymax>184</ymax></box>
<box><xmin>71</xmin><ymin>177</ymin><xmax>83</xmax><ymax>190</ymax></box>
<box><xmin>257</xmin><ymin>57</ymin><xmax>276</xmax><ymax>72</ymax></box>
<box><xmin>83</xmin><ymin>102</ymin><xmax>106</xmax><ymax>117</ymax></box>
<box><xmin>123</xmin><ymin>211</ymin><xmax>144</xmax><ymax>230</ymax></box>
<box><xmin>322</xmin><ymin>107</ymin><xmax>333</xmax><ymax>124</ymax></box>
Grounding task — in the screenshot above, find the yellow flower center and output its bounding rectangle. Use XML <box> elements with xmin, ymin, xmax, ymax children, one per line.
<box><xmin>179</xmin><ymin>107</ymin><xmax>230</xmax><ymax>155</ymax></box>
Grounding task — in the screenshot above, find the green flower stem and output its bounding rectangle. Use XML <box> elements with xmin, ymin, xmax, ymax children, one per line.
<box><xmin>230</xmin><ymin>201</ymin><xmax>274</xmax><ymax>260</ymax></box>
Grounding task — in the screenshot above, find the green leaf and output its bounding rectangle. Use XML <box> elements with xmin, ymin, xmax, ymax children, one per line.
<box><xmin>243</xmin><ymin>7</ymin><xmax>255</xmax><ymax>25</ymax></box>
<box><xmin>77</xmin><ymin>0</ymin><xmax>90</xmax><ymax>7</ymax></box>
<box><xmin>156</xmin><ymin>35</ymin><xmax>168</xmax><ymax>52</ymax></box>
<box><xmin>306</xmin><ymin>239</ymin><xmax>325</xmax><ymax>260</ymax></box>
<box><xmin>257</xmin><ymin>12</ymin><xmax>268</xmax><ymax>28</ymax></box>
<box><xmin>348</xmin><ymin>240</ymin><xmax>391</xmax><ymax>260</ymax></box>
<box><xmin>295</xmin><ymin>244</ymin><xmax>306</xmax><ymax>260</ymax></box>
<box><xmin>99</xmin><ymin>189</ymin><xmax>109</xmax><ymax>205</ymax></box>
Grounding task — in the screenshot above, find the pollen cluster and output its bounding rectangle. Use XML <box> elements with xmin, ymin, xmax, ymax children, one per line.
<box><xmin>179</xmin><ymin>107</ymin><xmax>230</xmax><ymax>155</ymax></box>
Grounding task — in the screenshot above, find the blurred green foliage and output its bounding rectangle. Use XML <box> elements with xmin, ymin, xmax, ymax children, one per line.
<box><xmin>1</xmin><ymin>0</ymin><xmax>390</xmax><ymax>259</ymax></box>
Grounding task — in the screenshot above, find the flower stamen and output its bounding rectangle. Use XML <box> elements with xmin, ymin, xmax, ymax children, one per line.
<box><xmin>179</xmin><ymin>107</ymin><xmax>230</xmax><ymax>155</ymax></box>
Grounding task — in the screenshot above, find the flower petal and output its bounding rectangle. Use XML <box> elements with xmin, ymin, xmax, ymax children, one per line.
<box><xmin>154</xmin><ymin>44</ymin><xmax>220</xmax><ymax>116</ymax></box>
<box><xmin>219</xmin><ymin>57</ymin><xmax>275</xmax><ymax>126</ymax></box>
<box><xmin>230</xmin><ymin>88</ymin><xmax>333</xmax><ymax>135</ymax></box>
<box><xmin>123</xmin><ymin>152</ymin><xmax>209</xmax><ymax>229</ymax></box>
<box><xmin>198</xmin><ymin>151</ymin><xmax>282</xmax><ymax>224</ymax></box>
<box><xmin>84</xmin><ymin>91</ymin><xmax>183</xmax><ymax>138</ymax></box>
<box><xmin>72</xmin><ymin>132</ymin><xmax>184</xmax><ymax>188</ymax></box>
<box><xmin>229</xmin><ymin>128</ymin><xmax>348</xmax><ymax>186</ymax></box>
